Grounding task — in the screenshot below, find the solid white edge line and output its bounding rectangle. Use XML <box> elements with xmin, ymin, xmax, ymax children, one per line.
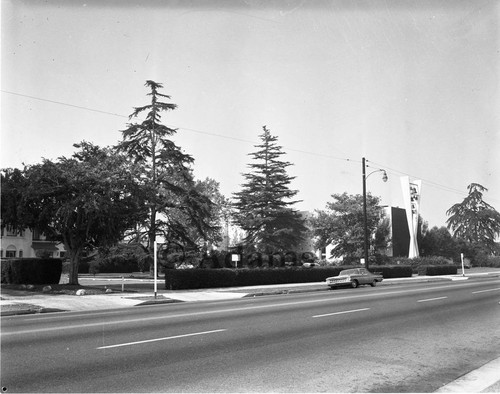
<box><xmin>313</xmin><ymin>308</ymin><xmax>370</xmax><ymax>318</ymax></box>
<box><xmin>417</xmin><ymin>296</ymin><xmax>448</xmax><ymax>303</ymax></box>
<box><xmin>434</xmin><ymin>356</ymin><xmax>500</xmax><ymax>392</ymax></box>
<box><xmin>97</xmin><ymin>329</ymin><xmax>227</xmax><ymax>349</ymax></box>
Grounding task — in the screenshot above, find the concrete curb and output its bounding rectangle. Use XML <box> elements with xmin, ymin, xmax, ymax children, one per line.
<box><xmin>2</xmin><ymin>272</ymin><xmax>499</xmax><ymax>316</ymax></box>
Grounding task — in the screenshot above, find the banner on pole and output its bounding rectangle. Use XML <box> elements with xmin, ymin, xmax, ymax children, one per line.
<box><xmin>401</xmin><ymin>176</ymin><xmax>422</xmax><ymax>258</ymax></box>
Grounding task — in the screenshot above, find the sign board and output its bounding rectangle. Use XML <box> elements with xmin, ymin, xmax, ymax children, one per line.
<box><xmin>231</xmin><ymin>254</ymin><xmax>241</xmax><ymax>262</ymax></box>
<box><xmin>401</xmin><ymin>176</ymin><xmax>422</xmax><ymax>258</ymax></box>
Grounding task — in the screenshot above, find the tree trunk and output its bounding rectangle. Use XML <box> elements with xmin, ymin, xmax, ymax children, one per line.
<box><xmin>67</xmin><ymin>248</ymin><xmax>81</xmax><ymax>285</ymax></box>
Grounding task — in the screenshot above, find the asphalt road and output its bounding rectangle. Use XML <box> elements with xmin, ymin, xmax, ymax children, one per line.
<box><xmin>2</xmin><ymin>278</ymin><xmax>499</xmax><ymax>393</ymax></box>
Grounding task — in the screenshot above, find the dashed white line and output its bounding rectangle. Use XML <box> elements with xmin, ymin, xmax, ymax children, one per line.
<box><xmin>417</xmin><ymin>296</ymin><xmax>448</xmax><ymax>303</ymax></box>
<box><xmin>97</xmin><ymin>329</ymin><xmax>227</xmax><ymax>349</ymax></box>
<box><xmin>472</xmin><ymin>287</ymin><xmax>500</xmax><ymax>294</ymax></box>
<box><xmin>312</xmin><ymin>308</ymin><xmax>370</xmax><ymax>318</ymax></box>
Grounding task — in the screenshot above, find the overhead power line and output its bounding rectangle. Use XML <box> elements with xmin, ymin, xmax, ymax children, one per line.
<box><xmin>1</xmin><ymin>90</ymin><xmax>128</xmax><ymax>118</ymax></box>
<box><xmin>3</xmin><ymin>89</ymin><xmax>496</xmax><ymax>203</ymax></box>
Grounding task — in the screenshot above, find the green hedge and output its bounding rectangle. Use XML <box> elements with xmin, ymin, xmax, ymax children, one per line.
<box><xmin>164</xmin><ymin>265</ymin><xmax>413</xmax><ymax>290</ymax></box>
<box><xmin>370</xmin><ymin>265</ymin><xmax>413</xmax><ymax>278</ymax></box>
<box><xmin>387</xmin><ymin>256</ymin><xmax>454</xmax><ymax>273</ymax></box>
<box><xmin>418</xmin><ymin>265</ymin><xmax>458</xmax><ymax>276</ymax></box>
<box><xmin>1</xmin><ymin>258</ymin><xmax>63</xmax><ymax>284</ymax></box>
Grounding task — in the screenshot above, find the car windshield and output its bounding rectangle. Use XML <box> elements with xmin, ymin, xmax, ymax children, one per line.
<box><xmin>339</xmin><ymin>269</ymin><xmax>357</xmax><ymax>275</ymax></box>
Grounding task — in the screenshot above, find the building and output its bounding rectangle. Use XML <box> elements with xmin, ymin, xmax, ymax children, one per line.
<box><xmin>383</xmin><ymin>206</ymin><xmax>411</xmax><ymax>257</ymax></box>
<box><xmin>1</xmin><ymin>225</ymin><xmax>65</xmax><ymax>259</ymax></box>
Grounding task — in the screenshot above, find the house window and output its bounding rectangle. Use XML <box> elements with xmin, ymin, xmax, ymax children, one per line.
<box><xmin>6</xmin><ymin>250</ymin><xmax>16</xmax><ymax>258</ymax></box>
<box><xmin>32</xmin><ymin>228</ymin><xmax>42</xmax><ymax>240</ymax></box>
<box><xmin>19</xmin><ymin>250</ymin><xmax>23</xmax><ymax>258</ymax></box>
<box><xmin>4</xmin><ymin>226</ymin><xmax>24</xmax><ymax>237</ymax></box>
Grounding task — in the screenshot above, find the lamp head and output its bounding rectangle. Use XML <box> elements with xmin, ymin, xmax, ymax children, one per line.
<box><xmin>382</xmin><ymin>171</ymin><xmax>388</xmax><ymax>182</ymax></box>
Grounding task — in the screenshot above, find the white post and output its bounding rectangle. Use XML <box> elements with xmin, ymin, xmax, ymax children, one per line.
<box><xmin>154</xmin><ymin>240</ymin><xmax>158</xmax><ymax>298</ymax></box>
<box><xmin>461</xmin><ymin>253</ymin><xmax>465</xmax><ymax>277</ymax></box>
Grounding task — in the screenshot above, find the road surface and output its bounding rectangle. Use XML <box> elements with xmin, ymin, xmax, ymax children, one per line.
<box><xmin>2</xmin><ymin>278</ymin><xmax>499</xmax><ymax>392</ymax></box>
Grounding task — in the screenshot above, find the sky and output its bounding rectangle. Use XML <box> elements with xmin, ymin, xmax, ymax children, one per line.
<box><xmin>1</xmin><ymin>0</ymin><xmax>499</xmax><ymax>229</ymax></box>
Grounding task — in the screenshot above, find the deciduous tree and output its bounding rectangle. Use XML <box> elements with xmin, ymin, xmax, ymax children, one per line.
<box><xmin>310</xmin><ymin>192</ymin><xmax>386</xmax><ymax>263</ymax></box>
<box><xmin>1</xmin><ymin>142</ymin><xmax>146</xmax><ymax>284</ymax></box>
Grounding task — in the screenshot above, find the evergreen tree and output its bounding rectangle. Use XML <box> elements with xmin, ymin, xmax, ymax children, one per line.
<box><xmin>446</xmin><ymin>183</ymin><xmax>500</xmax><ymax>255</ymax></box>
<box><xmin>232</xmin><ymin>126</ymin><xmax>306</xmax><ymax>253</ymax></box>
<box><xmin>117</xmin><ymin>80</ymin><xmax>214</xmax><ymax>264</ymax></box>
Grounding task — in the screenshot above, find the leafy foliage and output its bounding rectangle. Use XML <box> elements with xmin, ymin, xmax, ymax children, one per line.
<box><xmin>1</xmin><ymin>142</ymin><xmax>146</xmax><ymax>284</ymax></box>
<box><xmin>446</xmin><ymin>183</ymin><xmax>500</xmax><ymax>254</ymax></box>
<box><xmin>420</xmin><ymin>226</ymin><xmax>460</xmax><ymax>261</ymax></box>
<box><xmin>310</xmin><ymin>192</ymin><xmax>386</xmax><ymax>262</ymax></box>
<box><xmin>232</xmin><ymin>126</ymin><xmax>306</xmax><ymax>253</ymax></box>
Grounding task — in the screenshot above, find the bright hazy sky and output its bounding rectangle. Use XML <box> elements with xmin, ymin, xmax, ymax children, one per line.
<box><xmin>2</xmin><ymin>0</ymin><xmax>499</xmax><ymax>228</ymax></box>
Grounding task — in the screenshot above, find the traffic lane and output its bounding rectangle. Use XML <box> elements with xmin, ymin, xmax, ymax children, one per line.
<box><xmin>5</xmin><ymin>286</ymin><xmax>499</xmax><ymax>393</ymax></box>
<box><xmin>2</xmin><ymin>280</ymin><xmax>499</xmax><ymax>392</ymax></box>
<box><xmin>2</xmin><ymin>278</ymin><xmax>498</xmax><ymax>348</ymax></box>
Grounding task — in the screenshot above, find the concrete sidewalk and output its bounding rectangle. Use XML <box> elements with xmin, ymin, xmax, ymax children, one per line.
<box><xmin>2</xmin><ymin>271</ymin><xmax>499</xmax><ymax>316</ymax></box>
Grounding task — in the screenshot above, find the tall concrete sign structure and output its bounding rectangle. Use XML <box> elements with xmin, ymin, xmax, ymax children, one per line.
<box><xmin>400</xmin><ymin>176</ymin><xmax>422</xmax><ymax>258</ymax></box>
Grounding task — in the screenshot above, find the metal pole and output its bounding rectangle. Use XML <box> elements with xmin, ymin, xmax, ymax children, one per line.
<box><xmin>154</xmin><ymin>240</ymin><xmax>158</xmax><ymax>299</ymax></box>
<box><xmin>362</xmin><ymin>157</ymin><xmax>369</xmax><ymax>270</ymax></box>
<box><xmin>461</xmin><ymin>253</ymin><xmax>465</xmax><ymax>277</ymax></box>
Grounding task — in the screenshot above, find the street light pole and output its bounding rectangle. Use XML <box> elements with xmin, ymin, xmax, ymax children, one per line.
<box><xmin>362</xmin><ymin>157</ymin><xmax>388</xmax><ymax>271</ymax></box>
<box><xmin>362</xmin><ymin>158</ymin><xmax>369</xmax><ymax>269</ymax></box>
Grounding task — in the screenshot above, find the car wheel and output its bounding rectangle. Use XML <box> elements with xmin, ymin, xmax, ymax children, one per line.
<box><xmin>370</xmin><ymin>280</ymin><xmax>377</xmax><ymax>287</ymax></box>
<box><xmin>329</xmin><ymin>286</ymin><xmax>335</xmax><ymax>290</ymax></box>
<box><xmin>350</xmin><ymin>280</ymin><xmax>359</xmax><ymax>288</ymax></box>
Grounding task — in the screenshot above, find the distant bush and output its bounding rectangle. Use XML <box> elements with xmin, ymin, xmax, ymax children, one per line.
<box><xmin>1</xmin><ymin>258</ymin><xmax>62</xmax><ymax>284</ymax></box>
<box><xmin>475</xmin><ymin>255</ymin><xmax>500</xmax><ymax>268</ymax></box>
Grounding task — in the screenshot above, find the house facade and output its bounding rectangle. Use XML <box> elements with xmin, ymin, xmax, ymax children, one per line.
<box><xmin>0</xmin><ymin>226</ymin><xmax>65</xmax><ymax>259</ymax></box>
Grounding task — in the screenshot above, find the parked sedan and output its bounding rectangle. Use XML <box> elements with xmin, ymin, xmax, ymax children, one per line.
<box><xmin>326</xmin><ymin>268</ymin><xmax>383</xmax><ymax>289</ymax></box>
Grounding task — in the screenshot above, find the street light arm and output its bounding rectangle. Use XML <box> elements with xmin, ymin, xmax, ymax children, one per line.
<box><xmin>366</xmin><ymin>167</ymin><xmax>388</xmax><ymax>182</ymax></box>
<box><xmin>362</xmin><ymin>158</ymin><xmax>388</xmax><ymax>270</ymax></box>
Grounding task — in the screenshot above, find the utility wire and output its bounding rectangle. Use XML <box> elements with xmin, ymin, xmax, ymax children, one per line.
<box><xmin>3</xmin><ymin>89</ymin><xmax>496</xmax><ymax>203</ymax></box>
<box><xmin>1</xmin><ymin>90</ymin><xmax>128</xmax><ymax>119</ymax></box>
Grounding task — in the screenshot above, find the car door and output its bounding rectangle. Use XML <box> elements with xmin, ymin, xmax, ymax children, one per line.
<box><xmin>359</xmin><ymin>268</ymin><xmax>369</xmax><ymax>285</ymax></box>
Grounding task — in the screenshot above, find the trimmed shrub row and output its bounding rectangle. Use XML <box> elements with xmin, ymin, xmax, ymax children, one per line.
<box><xmin>164</xmin><ymin>265</ymin><xmax>413</xmax><ymax>290</ymax></box>
<box><xmin>418</xmin><ymin>265</ymin><xmax>457</xmax><ymax>276</ymax></box>
<box><xmin>1</xmin><ymin>258</ymin><xmax>63</xmax><ymax>285</ymax></box>
<box><xmin>370</xmin><ymin>265</ymin><xmax>413</xmax><ymax>278</ymax></box>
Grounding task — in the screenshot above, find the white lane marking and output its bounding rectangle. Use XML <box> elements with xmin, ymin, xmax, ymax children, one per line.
<box><xmin>435</xmin><ymin>356</ymin><xmax>500</xmax><ymax>392</ymax></box>
<box><xmin>313</xmin><ymin>308</ymin><xmax>370</xmax><ymax>318</ymax></box>
<box><xmin>417</xmin><ymin>296</ymin><xmax>448</xmax><ymax>303</ymax></box>
<box><xmin>3</xmin><ymin>281</ymin><xmax>496</xmax><ymax>336</ymax></box>
<box><xmin>97</xmin><ymin>329</ymin><xmax>227</xmax><ymax>350</ymax></box>
<box><xmin>472</xmin><ymin>287</ymin><xmax>500</xmax><ymax>294</ymax></box>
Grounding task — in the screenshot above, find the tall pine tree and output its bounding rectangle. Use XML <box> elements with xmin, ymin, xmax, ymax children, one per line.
<box><xmin>232</xmin><ymin>126</ymin><xmax>306</xmax><ymax>253</ymax></box>
<box><xmin>116</xmin><ymin>80</ymin><xmax>214</xmax><ymax>264</ymax></box>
